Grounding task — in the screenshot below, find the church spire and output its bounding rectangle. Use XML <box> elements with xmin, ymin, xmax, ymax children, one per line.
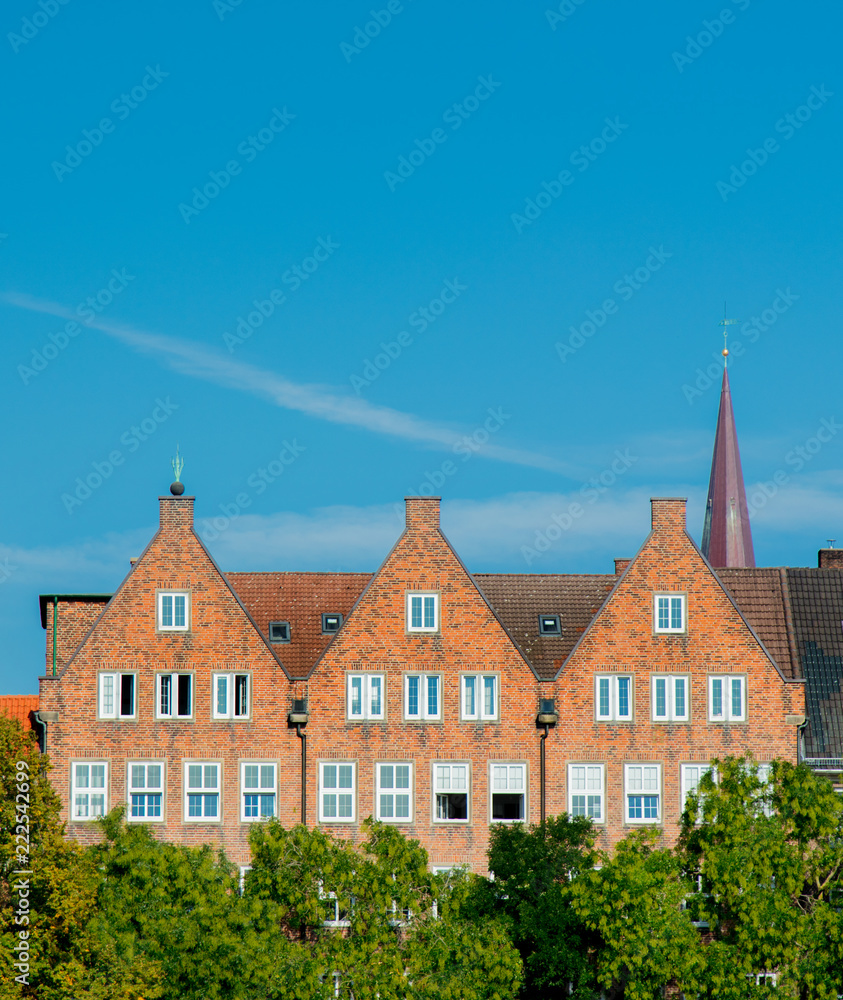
<box><xmin>701</xmin><ymin>321</ymin><xmax>755</xmax><ymax>567</ymax></box>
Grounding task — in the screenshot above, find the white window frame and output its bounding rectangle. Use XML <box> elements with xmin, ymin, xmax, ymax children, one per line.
<box><xmin>680</xmin><ymin>763</ymin><xmax>716</xmax><ymax>820</ymax></box>
<box><xmin>319</xmin><ymin>883</ymin><xmax>352</xmax><ymax>927</ymax></box>
<box><xmin>212</xmin><ymin>672</ymin><xmax>251</xmax><ymax>720</ymax></box>
<box><xmin>239</xmin><ymin>761</ymin><xmax>277</xmax><ymax>822</ymax></box>
<box><xmin>567</xmin><ymin>763</ymin><xmax>605</xmax><ymax>824</ymax></box>
<box><xmin>319</xmin><ymin>761</ymin><xmax>356</xmax><ymax>823</ymax></box>
<box><xmin>97</xmin><ymin>671</ymin><xmax>136</xmax><ymax>720</ymax></box>
<box><xmin>708</xmin><ymin>674</ymin><xmax>746</xmax><ymax>722</ymax></box>
<box><xmin>461</xmin><ymin>673</ymin><xmax>498</xmax><ymax>721</ymax></box>
<box><xmin>127</xmin><ymin>760</ymin><xmax>164</xmax><ymax>822</ymax></box>
<box><xmin>406</xmin><ymin>591</ymin><xmax>439</xmax><ymax>633</ymax></box>
<box><xmin>624</xmin><ymin>763</ymin><xmax>662</xmax><ymax>825</ymax></box>
<box><xmin>595</xmin><ymin>674</ymin><xmax>633</xmax><ymax>721</ymax></box>
<box><xmin>239</xmin><ymin>865</ymin><xmax>252</xmax><ymax>894</ymax></box>
<box><xmin>346</xmin><ymin>673</ymin><xmax>385</xmax><ymax>721</ymax></box>
<box><xmin>432</xmin><ymin>761</ymin><xmax>470</xmax><ymax>824</ymax></box>
<box><xmin>650</xmin><ymin>674</ymin><xmax>689</xmax><ymax>722</ymax></box>
<box><xmin>654</xmin><ymin>593</ymin><xmax>686</xmax><ymax>633</ymax></box>
<box><xmin>157</xmin><ymin>590</ymin><xmax>190</xmax><ymax>632</ymax></box>
<box><xmin>71</xmin><ymin>761</ymin><xmax>108</xmax><ymax>820</ymax></box>
<box><xmin>375</xmin><ymin>761</ymin><xmax>414</xmax><ymax>823</ymax></box>
<box><xmin>403</xmin><ymin>672</ymin><xmax>441</xmax><ymax>721</ymax></box>
<box><xmin>156</xmin><ymin>672</ymin><xmax>194</xmax><ymax>719</ymax></box>
<box><xmin>184</xmin><ymin>761</ymin><xmax>221</xmax><ymax>822</ymax></box>
<box><xmin>489</xmin><ymin>762</ymin><xmax>527</xmax><ymax>823</ymax></box>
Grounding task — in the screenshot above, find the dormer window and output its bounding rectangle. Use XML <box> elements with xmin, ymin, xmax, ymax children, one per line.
<box><xmin>158</xmin><ymin>591</ymin><xmax>190</xmax><ymax>632</ymax></box>
<box><xmin>406</xmin><ymin>592</ymin><xmax>439</xmax><ymax>633</ymax></box>
<box><xmin>538</xmin><ymin>614</ymin><xmax>561</xmax><ymax>635</ymax></box>
<box><xmin>322</xmin><ymin>613</ymin><xmax>343</xmax><ymax>634</ymax></box>
<box><xmin>269</xmin><ymin>621</ymin><xmax>291</xmax><ymax>643</ymax></box>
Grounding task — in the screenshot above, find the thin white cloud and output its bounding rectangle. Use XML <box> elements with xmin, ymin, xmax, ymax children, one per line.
<box><xmin>3</xmin><ymin>292</ymin><xmax>577</xmax><ymax>476</ymax></box>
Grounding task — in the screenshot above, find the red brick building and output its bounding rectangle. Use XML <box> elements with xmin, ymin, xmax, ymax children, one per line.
<box><xmin>36</xmin><ymin>488</ymin><xmax>812</xmax><ymax>871</ymax></box>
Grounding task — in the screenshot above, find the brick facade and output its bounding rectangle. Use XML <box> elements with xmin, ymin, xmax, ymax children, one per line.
<box><xmin>37</xmin><ymin>492</ymin><xmax>805</xmax><ymax>870</ymax></box>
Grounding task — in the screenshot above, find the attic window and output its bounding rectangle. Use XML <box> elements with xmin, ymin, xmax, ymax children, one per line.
<box><xmin>269</xmin><ymin>621</ymin><xmax>291</xmax><ymax>643</ymax></box>
<box><xmin>322</xmin><ymin>613</ymin><xmax>343</xmax><ymax>634</ymax></box>
<box><xmin>539</xmin><ymin>615</ymin><xmax>561</xmax><ymax>635</ymax></box>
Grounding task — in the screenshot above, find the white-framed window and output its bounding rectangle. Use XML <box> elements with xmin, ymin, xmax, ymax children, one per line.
<box><xmin>156</xmin><ymin>672</ymin><xmax>193</xmax><ymax>719</ymax></box>
<box><xmin>319</xmin><ymin>762</ymin><xmax>356</xmax><ymax>823</ymax></box>
<box><xmin>158</xmin><ymin>590</ymin><xmax>190</xmax><ymax>631</ymax></box>
<box><xmin>567</xmin><ymin>763</ymin><xmax>605</xmax><ymax>823</ymax></box>
<box><xmin>212</xmin><ymin>672</ymin><xmax>250</xmax><ymax>719</ymax></box>
<box><xmin>433</xmin><ymin>762</ymin><xmax>469</xmax><ymax>823</ymax></box>
<box><xmin>240</xmin><ymin>761</ymin><xmax>277</xmax><ymax>821</ymax></box>
<box><xmin>595</xmin><ymin>674</ymin><xmax>632</xmax><ymax>721</ymax></box>
<box><xmin>708</xmin><ymin>674</ymin><xmax>746</xmax><ymax>722</ymax></box>
<box><xmin>71</xmin><ymin>761</ymin><xmax>108</xmax><ymax>820</ymax></box>
<box><xmin>346</xmin><ymin>673</ymin><xmax>385</xmax><ymax>721</ymax></box>
<box><xmin>184</xmin><ymin>762</ymin><xmax>220</xmax><ymax>821</ymax></box>
<box><xmin>239</xmin><ymin>866</ymin><xmax>252</xmax><ymax>894</ymax></box>
<box><xmin>681</xmin><ymin>763</ymin><xmax>715</xmax><ymax>820</ymax></box>
<box><xmin>490</xmin><ymin>763</ymin><xmax>526</xmax><ymax>822</ymax></box>
<box><xmin>624</xmin><ymin>763</ymin><xmax>662</xmax><ymax>824</ymax></box>
<box><xmin>461</xmin><ymin>673</ymin><xmax>498</xmax><ymax>721</ymax></box>
<box><xmin>376</xmin><ymin>762</ymin><xmax>413</xmax><ymax>822</ymax></box>
<box><xmin>319</xmin><ymin>883</ymin><xmax>351</xmax><ymax>927</ymax></box>
<box><xmin>755</xmin><ymin>762</ymin><xmax>774</xmax><ymax>817</ymax></box>
<box><xmin>404</xmin><ymin>673</ymin><xmax>441</xmax><ymax>721</ymax></box>
<box><xmin>654</xmin><ymin>593</ymin><xmax>686</xmax><ymax>633</ymax></box>
<box><xmin>651</xmin><ymin>674</ymin><xmax>689</xmax><ymax>722</ymax></box>
<box><xmin>98</xmin><ymin>672</ymin><xmax>136</xmax><ymax>719</ymax></box>
<box><xmin>128</xmin><ymin>761</ymin><xmax>164</xmax><ymax>821</ymax></box>
<box><xmin>749</xmin><ymin>973</ymin><xmax>779</xmax><ymax>987</ymax></box>
<box><xmin>406</xmin><ymin>592</ymin><xmax>439</xmax><ymax>633</ymax></box>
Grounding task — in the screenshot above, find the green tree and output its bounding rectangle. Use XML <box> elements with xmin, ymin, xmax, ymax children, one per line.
<box><xmin>246</xmin><ymin>818</ymin><xmax>523</xmax><ymax>999</ymax></box>
<box><xmin>569</xmin><ymin>830</ymin><xmax>704</xmax><ymax>1000</ymax></box>
<box><xmin>474</xmin><ymin>815</ymin><xmax>600</xmax><ymax>998</ymax></box>
<box><xmin>0</xmin><ymin>715</ymin><xmax>102</xmax><ymax>1000</ymax></box>
<box><xmin>679</xmin><ymin>756</ymin><xmax>843</xmax><ymax>999</ymax></box>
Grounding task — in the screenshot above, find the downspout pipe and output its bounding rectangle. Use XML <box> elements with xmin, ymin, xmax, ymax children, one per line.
<box><xmin>289</xmin><ymin>701</ymin><xmax>309</xmax><ymax>825</ymax></box>
<box><xmin>52</xmin><ymin>596</ymin><xmax>58</xmax><ymax>677</ymax></box>
<box><xmin>295</xmin><ymin>723</ymin><xmax>307</xmax><ymax>823</ymax></box>
<box><xmin>33</xmin><ymin>711</ymin><xmax>58</xmax><ymax>755</ymax></box>
<box><xmin>536</xmin><ymin>701</ymin><xmax>558</xmax><ymax>829</ymax></box>
<box><xmin>540</xmin><ymin>723</ymin><xmax>549</xmax><ymax>825</ymax></box>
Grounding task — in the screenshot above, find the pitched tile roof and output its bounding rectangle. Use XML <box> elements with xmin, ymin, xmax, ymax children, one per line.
<box><xmin>474</xmin><ymin>573</ymin><xmax>617</xmax><ymax>679</ymax></box>
<box><xmin>226</xmin><ymin>572</ymin><xmax>373</xmax><ymax>678</ymax></box>
<box><xmin>717</xmin><ymin>568</ymin><xmax>799</xmax><ymax>679</ymax></box>
<box><xmin>783</xmin><ymin>568</ymin><xmax>843</xmax><ymax>758</ymax></box>
<box><xmin>0</xmin><ymin>695</ymin><xmax>39</xmax><ymax>731</ymax></box>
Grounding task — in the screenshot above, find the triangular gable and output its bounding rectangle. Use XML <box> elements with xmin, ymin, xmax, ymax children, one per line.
<box><xmin>57</xmin><ymin>496</ymin><xmax>289</xmax><ymax>678</ymax></box>
<box><xmin>308</xmin><ymin>497</ymin><xmax>536</xmax><ymax>677</ymax></box>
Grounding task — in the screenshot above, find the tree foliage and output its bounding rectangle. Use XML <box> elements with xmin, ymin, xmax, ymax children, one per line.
<box><xmin>474</xmin><ymin>815</ymin><xmax>600</xmax><ymax>998</ymax></box>
<box><xmin>679</xmin><ymin>755</ymin><xmax>843</xmax><ymax>998</ymax></box>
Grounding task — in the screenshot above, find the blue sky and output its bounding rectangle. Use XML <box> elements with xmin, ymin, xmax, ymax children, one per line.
<box><xmin>2</xmin><ymin>0</ymin><xmax>841</xmax><ymax>695</ymax></box>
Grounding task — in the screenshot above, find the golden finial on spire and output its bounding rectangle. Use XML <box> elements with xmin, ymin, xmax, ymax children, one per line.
<box><xmin>719</xmin><ymin>302</ymin><xmax>738</xmax><ymax>368</ymax></box>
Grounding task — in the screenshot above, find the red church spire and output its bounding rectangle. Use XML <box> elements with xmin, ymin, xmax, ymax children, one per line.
<box><xmin>701</xmin><ymin>332</ymin><xmax>755</xmax><ymax>567</ymax></box>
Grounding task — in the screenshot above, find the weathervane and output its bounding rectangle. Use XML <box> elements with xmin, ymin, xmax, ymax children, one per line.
<box><xmin>170</xmin><ymin>446</ymin><xmax>185</xmax><ymax>496</ymax></box>
<box><xmin>719</xmin><ymin>302</ymin><xmax>739</xmax><ymax>368</ymax></box>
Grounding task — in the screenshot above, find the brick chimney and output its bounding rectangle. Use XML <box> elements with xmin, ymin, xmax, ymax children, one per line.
<box><xmin>818</xmin><ymin>548</ymin><xmax>843</xmax><ymax>569</ymax></box>
<box><xmin>614</xmin><ymin>558</ymin><xmax>631</xmax><ymax>574</ymax></box>
<box><xmin>159</xmin><ymin>495</ymin><xmax>195</xmax><ymax>531</ymax></box>
<box><xmin>405</xmin><ymin>496</ymin><xmax>440</xmax><ymax>531</ymax></box>
<box><xmin>651</xmin><ymin>497</ymin><xmax>687</xmax><ymax>532</ymax></box>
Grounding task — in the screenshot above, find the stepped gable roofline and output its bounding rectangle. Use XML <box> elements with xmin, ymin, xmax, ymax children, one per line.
<box><xmin>305</xmin><ymin>496</ymin><xmax>537</xmax><ymax>680</ymax></box>
<box><xmin>54</xmin><ymin>494</ymin><xmax>292</xmax><ymax>680</ymax></box>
